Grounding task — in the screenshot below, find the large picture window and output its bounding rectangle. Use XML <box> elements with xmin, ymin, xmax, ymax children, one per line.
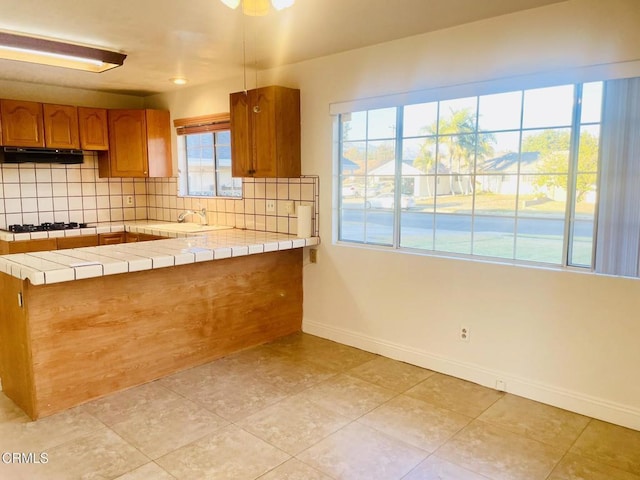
<box><xmin>338</xmin><ymin>82</ymin><xmax>602</xmax><ymax>268</ymax></box>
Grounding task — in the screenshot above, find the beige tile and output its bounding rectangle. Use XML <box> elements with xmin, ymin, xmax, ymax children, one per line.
<box><xmin>437</xmin><ymin>420</ymin><xmax>565</xmax><ymax>480</ymax></box>
<box><xmin>406</xmin><ymin>373</ymin><xmax>503</xmax><ymax>417</ymax></box>
<box><xmin>347</xmin><ymin>356</ymin><xmax>435</xmax><ymax>392</ymax></box>
<box><xmin>403</xmin><ymin>455</ymin><xmax>491</xmax><ymax>480</ymax></box>
<box><xmin>266</xmin><ymin>333</ymin><xmax>377</xmax><ymax>372</ymax></box>
<box><xmin>294</xmin><ymin>373</ymin><xmax>396</xmax><ymax>420</ymax></box>
<box><xmin>0</xmin><ymin>406</ymin><xmax>106</xmax><ymax>452</ymax></box>
<box><xmin>15</xmin><ymin>428</ymin><xmax>148</xmax><ymax>480</ymax></box>
<box><xmin>160</xmin><ymin>361</ymin><xmax>288</xmax><ymax>422</ymax></box>
<box><xmin>82</xmin><ymin>381</ymin><xmax>182</xmax><ymax>425</ymax></box>
<box><xmin>238</xmin><ymin>396</ymin><xmax>350</xmax><ymax>455</ymax></box>
<box><xmin>115</xmin><ymin>462</ymin><xmax>177</xmax><ymax>479</ymax></box>
<box><xmin>249</xmin><ymin>355</ymin><xmax>337</xmax><ymax>394</ymax></box>
<box><xmin>571</xmin><ymin>420</ymin><xmax>640</xmax><ymax>474</ymax></box>
<box><xmin>478</xmin><ymin>394</ymin><xmax>590</xmax><ymax>448</ymax></box>
<box><xmin>0</xmin><ymin>393</ymin><xmax>30</xmax><ymax>423</ymax></box>
<box><xmin>548</xmin><ymin>452</ymin><xmax>640</xmax><ymax>480</ymax></box>
<box><xmin>359</xmin><ymin>395</ymin><xmax>471</xmax><ymax>452</ymax></box>
<box><xmin>156</xmin><ymin>425</ymin><xmax>289</xmax><ymax>480</ymax></box>
<box><xmin>109</xmin><ymin>396</ymin><xmax>228</xmax><ymax>459</ymax></box>
<box><xmin>297</xmin><ymin>422</ymin><xmax>427</xmax><ymax>480</ymax></box>
<box><xmin>211</xmin><ymin>342</ymin><xmax>337</xmax><ymax>394</ymax></box>
<box><xmin>258</xmin><ymin>458</ymin><xmax>333</xmax><ymax>480</ymax></box>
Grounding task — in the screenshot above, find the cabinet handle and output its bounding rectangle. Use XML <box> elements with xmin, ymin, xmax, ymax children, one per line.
<box><xmin>253</xmin><ymin>106</ymin><xmax>261</xmax><ymax>113</ymax></box>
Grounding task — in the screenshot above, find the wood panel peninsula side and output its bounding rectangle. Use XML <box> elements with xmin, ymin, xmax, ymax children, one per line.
<box><xmin>0</xmin><ymin>249</ymin><xmax>302</xmax><ymax>420</ymax></box>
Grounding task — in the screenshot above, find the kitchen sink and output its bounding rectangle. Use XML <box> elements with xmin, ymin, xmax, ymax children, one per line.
<box><xmin>141</xmin><ymin>223</ymin><xmax>233</xmax><ymax>233</ymax></box>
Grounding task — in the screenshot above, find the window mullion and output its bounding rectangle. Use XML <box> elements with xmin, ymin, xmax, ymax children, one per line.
<box><xmin>565</xmin><ymin>84</ymin><xmax>583</xmax><ymax>266</ymax></box>
<box><xmin>393</xmin><ymin>107</ymin><xmax>403</xmax><ymax>248</ymax></box>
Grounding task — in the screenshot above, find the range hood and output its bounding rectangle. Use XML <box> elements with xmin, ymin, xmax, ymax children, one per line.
<box><xmin>0</xmin><ymin>147</ymin><xmax>84</xmax><ymax>164</ymax></box>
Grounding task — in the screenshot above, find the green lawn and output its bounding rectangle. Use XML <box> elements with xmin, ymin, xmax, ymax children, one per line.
<box><xmin>414</xmin><ymin>193</ymin><xmax>595</xmax><ymax>218</ymax></box>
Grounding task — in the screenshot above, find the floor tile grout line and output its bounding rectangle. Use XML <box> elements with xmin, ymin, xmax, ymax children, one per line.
<box><xmin>541</xmin><ymin>416</ymin><xmax>593</xmax><ymax>480</ymax></box>
<box><xmin>557</xmin><ymin>417</ymin><xmax>640</xmax><ymax>477</ymax></box>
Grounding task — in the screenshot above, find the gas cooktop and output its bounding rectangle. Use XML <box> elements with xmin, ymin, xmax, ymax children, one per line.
<box><xmin>6</xmin><ymin>222</ymin><xmax>89</xmax><ymax>233</ymax></box>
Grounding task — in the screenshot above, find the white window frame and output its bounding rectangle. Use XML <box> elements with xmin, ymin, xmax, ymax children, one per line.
<box><xmin>335</xmin><ymin>81</ymin><xmax>602</xmax><ymax>269</ymax></box>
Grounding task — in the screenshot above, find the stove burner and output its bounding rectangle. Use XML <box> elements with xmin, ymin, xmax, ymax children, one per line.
<box><xmin>8</xmin><ymin>222</ymin><xmax>88</xmax><ymax>233</ymax></box>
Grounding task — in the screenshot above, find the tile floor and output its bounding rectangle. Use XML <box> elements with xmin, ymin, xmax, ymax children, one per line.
<box><xmin>1</xmin><ymin>333</ymin><xmax>639</xmax><ymax>480</ymax></box>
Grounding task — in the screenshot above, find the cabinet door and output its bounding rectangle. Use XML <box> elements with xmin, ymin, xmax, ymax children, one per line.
<box><xmin>0</xmin><ymin>99</ymin><xmax>45</xmax><ymax>147</ymax></box>
<box><xmin>107</xmin><ymin>109</ymin><xmax>149</xmax><ymax>177</ymax></box>
<box><xmin>230</xmin><ymin>91</ymin><xmax>254</xmax><ymax>177</ymax></box>
<box><xmin>57</xmin><ymin>235</ymin><xmax>99</xmax><ymax>250</ymax></box>
<box><xmin>43</xmin><ymin>104</ymin><xmax>80</xmax><ymax>149</ymax></box>
<box><xmin>274</xmin><ymin>87</ymin><xmax>301</xmax><ymax>178</ymax></box>
<box><xmin>99</xmin><ymin>232</ymin><xmax>126</xmax><ymax>245</ymax></box>
<box><xmin>145</xmin><ymin>110</ymin><xmax>172</xmax><ymax>177</ymax></box>
<box><xmin>251</xmin><ymin>88</ymin><xmax>279</xmax><ymax>177</ymax></box>
<box><xmin>78</xmin><ymin>107</ymin><xmax>109</xmax><ymax>150</ymax></box>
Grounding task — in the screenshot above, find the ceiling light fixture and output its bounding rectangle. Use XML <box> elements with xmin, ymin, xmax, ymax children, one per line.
<box><xmin>171</xmin><ymin>77</ymin><xmax>188</xmax><ymax>85</ymax></box>
<box><xmin>0</xmin><ymin>31</ymin><xmax>126</xmax><ymax>73</ymax></box>
<box><xmin>220</xmin><ymin>0</ymin><xmax>295</xmax><ymax>16</ymax></box>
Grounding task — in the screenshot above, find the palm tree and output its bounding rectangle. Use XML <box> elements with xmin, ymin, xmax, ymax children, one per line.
<box><xmin>419</xmin><ymin>108</ymin><xmax>495</xmax><ymax>195</ymax></box>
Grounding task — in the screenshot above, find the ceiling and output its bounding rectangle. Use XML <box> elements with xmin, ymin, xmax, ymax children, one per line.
<box><xmin>0</xmin><ymin>0</ymin><xmax>566</xmax><ymax>97</ymax></box>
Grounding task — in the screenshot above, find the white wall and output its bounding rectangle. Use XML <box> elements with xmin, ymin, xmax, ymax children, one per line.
<box><xmin>145</xmin><ymin>0</ymin><xmax>640</xmax><ymax>429</ymax></box>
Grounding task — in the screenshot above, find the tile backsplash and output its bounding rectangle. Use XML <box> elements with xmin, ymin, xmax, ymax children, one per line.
<box><xmin>0</xmin><ymin>154</ymin><xmax>319</xmax><ymax>236</ymax></box>
<box><xmin>0</xmin><ymin>154</ymin><xmax>147</xmax><ymax>229</ymax></box>
<box><xmin>146</xmin><ymin>176</ymin><xmax>319</xmax><ymax>236</ymax></box>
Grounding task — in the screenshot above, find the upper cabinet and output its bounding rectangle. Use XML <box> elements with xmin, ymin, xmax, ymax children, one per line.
<box><xmin>43</xmin><ymin>104</ymin><xmax>80</xmax><ymax>149</ymax></box>
<box><xmin>0</xmin><ymin>99</ymin><xmax>45</xmax><ymax>147</ymax></box>
<box><xmin>98</xmin><ymin>109</ymin><xmax>172</xmax><ymax>178</ymax></box>
<box><xmin>230</xmin><ymin>86</ymin><xmax>301</xmax><ymax>178</ymax></box>
<box><xmin>78</xmin><ymin>107</ymin><xmax>109</xmax><ymax>150</ymax></box>
<box><xmin>0</xmin><ymin>100</ymin><xmax>81</xmax><ymax>149</ymax></box>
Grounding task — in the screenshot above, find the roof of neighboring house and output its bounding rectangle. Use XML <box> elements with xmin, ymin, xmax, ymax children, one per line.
<box><xmin>341</xmin><ymin>158</ymin><xmax>359</xmax><ymax>171</ymax></box>
<box><xmin>370</xmin><ymin>160</ymin><xmax>427</xmax><ymax>176</ymax></box>
<box><xmin>481</xmin><ymin>151</ymin><xmax>540</xmax><ymax>174</ymax></box>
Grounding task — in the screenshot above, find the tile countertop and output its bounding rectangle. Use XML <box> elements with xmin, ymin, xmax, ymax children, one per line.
<box><xmin>0</xmin><ymin>224</ymin><xmax>319</xmax><ymax>285</ymax></box>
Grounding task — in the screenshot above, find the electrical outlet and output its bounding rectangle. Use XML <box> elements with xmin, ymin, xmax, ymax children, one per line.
<box><xmin>285</xmin><ymin>201</ymin><xmax>295</xmax><ymax>215</ymax></box>
<box><xmin>309</xmin><ymin>248</ymin><xmax>318</xmax><ymax>263</ymax></box>
<box><xmin>266</xmin><ymin>199</ymin><xmax>276</xmax><ymax>213</ymax></box>
<box><xmin>126</xmin><ymin>195</ymin><xmax>134</xmax><ymax>206</ymax></box>
<box><xmin>459</xmin><ymin>325</ymin><xmax>470</xmax><ymax>342</ymax></box>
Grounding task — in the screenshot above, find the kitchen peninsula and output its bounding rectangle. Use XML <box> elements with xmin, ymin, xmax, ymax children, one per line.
<box><xmin>0</xmin><ymin>225</ymin><xmax>319</xmax><ymax>420</ymax></box>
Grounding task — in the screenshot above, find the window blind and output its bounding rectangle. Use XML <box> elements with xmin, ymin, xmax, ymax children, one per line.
<box><xmin>173</xmin><ymin>113</ymin><xmax>230</xmax><ymax>135</ymax></box>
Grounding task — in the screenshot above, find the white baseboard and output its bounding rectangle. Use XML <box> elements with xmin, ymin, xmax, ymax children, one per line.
<box><xmin>303</xmin><ymin>319</ymin><xmax>640</xmax><ymax>432</ymax></box>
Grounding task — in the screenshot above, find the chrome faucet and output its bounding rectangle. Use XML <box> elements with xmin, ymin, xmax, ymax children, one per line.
<box><xmin>177</xmin><ymin>208</ymin><xmax>208</xmax><ymax>225</ymax></box>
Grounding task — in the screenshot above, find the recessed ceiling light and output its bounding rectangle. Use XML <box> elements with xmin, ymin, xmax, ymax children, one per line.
<box><xmin>171</xmin><ymin>77</ymin><xmax>188</xmax><ymax>85</ymax></box>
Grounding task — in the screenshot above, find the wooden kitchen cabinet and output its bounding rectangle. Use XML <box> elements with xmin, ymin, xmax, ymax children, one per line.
<box><xmin>0</xmin><ymin>99</ymin><xmax>45</xmax><ymax>147</ymax></box>
<box><xmin>99</xmin><ymin>232</ymin><xmax>126</xmax><ymax>245</ymax></box>
<box><xmin>56</xmin><ymin>235</ymin><xmax>99</xmax><ymax>250</ymax></box>
<box><xmin>78</xmin><ymin>107</ymin><xmax>109</xmax><ymax>150</ymax></box>
<box><xmin>43</xmin><ymin>104</ymin><xmax>80</xmax><ymax>149</ymax></box>
<box><xmin>230</xmin><ymin>86</ymin><xmax>301</xmax><ymax>178</ymax></box>
<box><xmin>99</xmin><ymin>109</ymin><xmax>172</xmax><ymax>178</ymax></box>
<box><xmin>0</xmin><ymin>100</ymin><xmax>82</xmax><ymax>149</ymax></box>
<box><xmin>0</xmin><ymin>238</ymin><xmax>58</xmax><ymax>254</ymax></box>
<box><xmin>125</xmin><ymin>232</ymin><xmax>167</xmax><ymax>242</ymax></box>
